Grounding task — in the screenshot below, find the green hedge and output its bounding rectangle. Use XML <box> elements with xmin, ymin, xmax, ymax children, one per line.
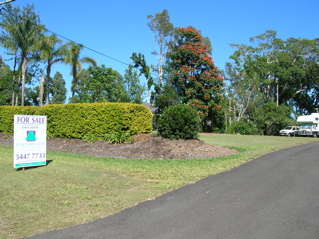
<box><xmin>0</xmin><ymin>103</ymin><xmax>152</xmax><ymax>139</ymax></box>
<box><xmin>0</xmin><ymin>106</ymin><xmax>37</xmax><ymax>133</ymax></box>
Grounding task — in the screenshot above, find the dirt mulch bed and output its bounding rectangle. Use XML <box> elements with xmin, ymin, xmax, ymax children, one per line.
<box><xmin>0</xmin><ymin>133</ymin><xmax>238</xmax><ymax>160</ymax></box>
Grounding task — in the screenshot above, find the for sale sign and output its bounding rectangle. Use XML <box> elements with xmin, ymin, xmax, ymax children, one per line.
<box><xmin>14</xmin><ymin>115</ymin><xmax>47</xmax><ymax>168</ymax></box>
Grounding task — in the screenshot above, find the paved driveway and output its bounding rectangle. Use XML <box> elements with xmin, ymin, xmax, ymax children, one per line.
<box><xmin>27</xmin><ymin>142</ymin><xmax>319</xmax><ymax>239</ymax></box>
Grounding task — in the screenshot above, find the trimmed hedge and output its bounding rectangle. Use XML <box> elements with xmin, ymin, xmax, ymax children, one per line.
<box><xmin>0</xmin><ymin>103</ymin><xmax>152</xmax><ymax>139</ymax></box>
<box><xmin>0</xmin><ymin>106</ymin><xmax>37</xmax><ymax>133</ymax></box>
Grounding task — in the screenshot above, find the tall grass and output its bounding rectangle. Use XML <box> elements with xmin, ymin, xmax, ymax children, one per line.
<box><xmin>0</xmin><ymin>134</ymin><xmax>318</xmax><ymax>238</ymax></box>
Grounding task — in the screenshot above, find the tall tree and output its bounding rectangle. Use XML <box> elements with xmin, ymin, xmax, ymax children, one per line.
<box><xmin>229</xmin><ymin>30</ymin><xmax>319</xmax><ymax>115</ymax></box>
<box><xmin>131</xmin><ymin>52</ymin><xmax>155</xmax><ymax>108</ymax></box>
<box><xmin>147</xmin><ymin>9</ymin><xmax>175</xmax><ymax>87</ymax></box>
<box><xmin>224</xmin><ymin>62</ymin><xmax>262</xmax><ymax>125</ymax></box>
<box><xmin>167</xmin><ymin>26</ymin><xmax>224</xmax><ymax>131</ymax></box>
<box><xmin>123</xmin><ymin>65</ymin><xmax>145</xmax><ymax>104</ymax></box>
<box><xmin>0</xmin><ymin>4</ymin><xmax>44</xmax><ymax>106</ymax></box>
<box><xmin>5</xmin><ymin>50</ymin><xmax>19</xmax><ymax>106</ymax></box>
<box><xmin>50</xmin><ymin>71</ymin><xmax>67</xmax><ymax>104</ymax></box>
<box><xmin>0</xmin><ymin>7</ymin><xmax>19</xmax><ymax>105</ymax></box>
<box><xmin>63</xmin><ymin>42</ymin><xmax>97</xmax><ymax>97</ymax></box>
<box><xmin>39</xmin><ymin>34</ymin><xmax>67</xmax><ymax>105</ymax></box>
<box><xmin>76</xmin><ymin>65</ymin><xmax>128</xmax><ymax>103</ymax></box>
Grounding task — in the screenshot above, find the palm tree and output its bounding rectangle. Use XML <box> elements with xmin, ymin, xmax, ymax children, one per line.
<box><xmin>39</xmin><ymin>34</ymin><xmax>68</xmax><ymax>105</ymax></box>
<box><xmin>63</xmin><ymin>42</ymin><xmax>97</xmax><ymax>97</ymax></box>
<box><xmin>0</xmin><ymin>4</ymin><xmax>44</xmax><ymax>106</ymax></box>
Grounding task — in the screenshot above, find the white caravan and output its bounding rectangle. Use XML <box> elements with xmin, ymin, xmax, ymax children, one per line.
<box><xmin>296</xmin><ymin>113</ymin><xmax>319</xmax><ymax>137</ymax></box>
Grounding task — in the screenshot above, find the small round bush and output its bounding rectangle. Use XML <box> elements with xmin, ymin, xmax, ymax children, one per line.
<box><xmin>157</xmin><ymin>104</ymin><xmax>201</xmax><ymax>140</ymax></box>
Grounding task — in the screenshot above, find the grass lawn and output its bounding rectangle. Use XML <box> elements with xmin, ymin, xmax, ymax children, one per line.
<box><xmin>1</xmin><ymin>134</ymin><xmax>318</xmax><ymax>238</ymax></box>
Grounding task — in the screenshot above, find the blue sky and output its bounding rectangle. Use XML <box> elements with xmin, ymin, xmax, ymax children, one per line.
<box><xmin>1</xmin><ymin>0</ymin><xmax>319</xmax><ymax>100</ymax></box>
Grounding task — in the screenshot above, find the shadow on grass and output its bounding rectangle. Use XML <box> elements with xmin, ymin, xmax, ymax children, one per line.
<box><xmin>16</xmin><ymin>160</ymin><xmax>54</xmax><ymax>171</ymax></box>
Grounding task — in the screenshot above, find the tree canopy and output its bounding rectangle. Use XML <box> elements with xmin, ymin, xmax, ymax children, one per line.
<box><xmin>0</xmin><ymin>3</ymin><xmax>44</xmax><ymax>106</ymax></box>
<box><xmin>228</xmin><ymin>30</ymin><xmax>319</xmax><ymax>115</ymax></box>
<box><xmin>166</xmin><ymin>26</ymin><xmax>224</xmax><ymax>131</ymax></box>
<box><xmin>224</xmin><ymin>30</ymin><xmax>319</xmax><ymax>134</ymax></box>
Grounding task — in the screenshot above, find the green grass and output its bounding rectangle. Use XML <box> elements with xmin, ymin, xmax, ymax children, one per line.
<box><xmin>1</xmin><ymin>134</ymin><xmax>318</xmax><ymax>238</ymax></box>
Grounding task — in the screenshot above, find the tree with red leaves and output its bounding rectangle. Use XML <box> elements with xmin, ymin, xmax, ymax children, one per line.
<box><xmin>167</xmin><ymin>26</ymin><xmax>224</xmax><ymax>131</ymax></box>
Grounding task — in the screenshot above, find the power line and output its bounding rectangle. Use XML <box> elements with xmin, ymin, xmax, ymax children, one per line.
<box><xmin>46</xmin><ymin>29</ymin><xmax>130</xmax><ymax>66</ymax></box>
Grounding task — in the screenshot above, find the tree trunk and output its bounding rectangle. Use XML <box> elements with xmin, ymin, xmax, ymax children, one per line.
<box><xmin>21</xmin><ymin>57</ymin><xmax>27</xmax><ymax>106</ymax></box>
<box><xmin>12</xmin><ymin>91</ymin><xmax>14</xmax><ymax>106</ymax></box>
<box><xmin>15</xmin><ymin>94</ymin><xmax>18</xmax><ymax>106</ymax></box>
<box><xmin>11</xmin><ymin>53</ymin><xmax>18</xmax><ymax>106</ymax></box>
<box><xmin>39</xmin><ymin>73</ymin><xmax>44</xmax><ymax>106</ymax></box>
<box><xmin>46</xmin><ymin>64</ymin><xmax>51</xmax><ymax>104</ymax></box>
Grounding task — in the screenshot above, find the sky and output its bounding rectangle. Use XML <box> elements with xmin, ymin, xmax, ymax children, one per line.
<box><xmin>1</xmin><ymin>0</ymin><xmax>319</xmax><ymax>101</ymax></box>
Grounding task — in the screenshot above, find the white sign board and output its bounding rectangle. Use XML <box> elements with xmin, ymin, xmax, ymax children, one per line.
<box><xmin>14</xmin><ymin>115</ymin><xmax>47</xmax><ymax>168</ymax></box>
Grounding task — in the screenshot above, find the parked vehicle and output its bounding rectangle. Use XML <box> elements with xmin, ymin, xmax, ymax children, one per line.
<box><xmin>296</xmin><ymin>113</ymin><xmax>319</xmax><ymax>137</ymax></box>
<box><xmin>279</xmin><ymin>126</ymin><xmax>299</xmax><ymax>137</ymax></box>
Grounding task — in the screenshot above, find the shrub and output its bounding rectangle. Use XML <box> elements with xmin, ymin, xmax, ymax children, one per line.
<box><xmin>228</xmin><ymin>120</ymin><xmax>259</xmax><ymax>135</ymax></box>
<box><xmin>157</xmin><ymin>104</ymin><xmax>201</xmax><ymax>140</ymax></box>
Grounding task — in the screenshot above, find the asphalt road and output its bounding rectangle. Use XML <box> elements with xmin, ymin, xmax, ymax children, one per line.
<box><xmin>27</xmin><ymin>142</ymin><xmax>319</xmax><ymax>239</ymax></box>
